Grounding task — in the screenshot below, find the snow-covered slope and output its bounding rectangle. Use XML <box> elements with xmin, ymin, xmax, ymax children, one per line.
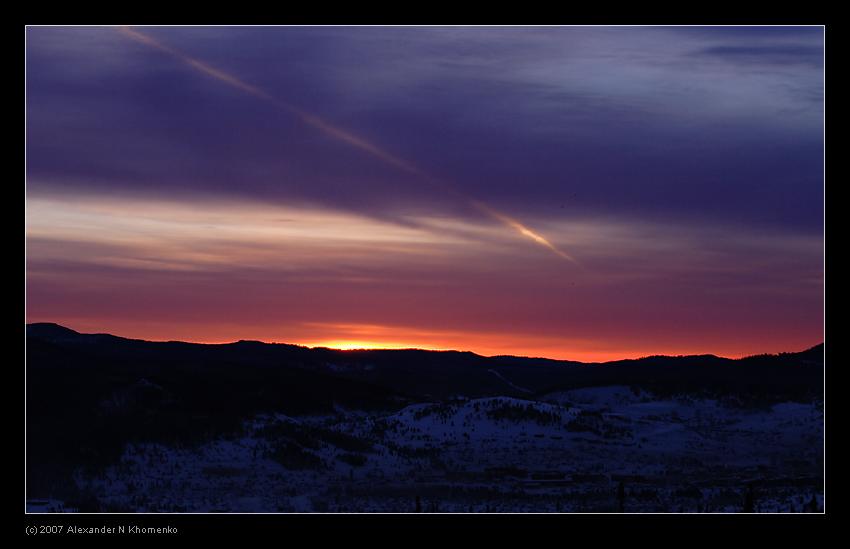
<box><xmin>56</xmin><ymin>389</ymin><xmax>823</xmax><ymax>513</ymax></box>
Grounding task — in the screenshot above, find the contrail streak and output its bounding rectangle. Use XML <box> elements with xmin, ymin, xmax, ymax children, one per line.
<box><xmin>118</xmin><ymin>27</ymin><xmax>576</xmax><ymax>262</ymax></box>
<box><xmin>471</xmin><ymin>201</ymin><xmax>575</xmax><ymax>262</ymax></box>
<box><xmin>119</xmin><ymin>27</ymin><xmax>425</xmax><ymax>178</ymax></box>
<box><xmin>119</xmin><ymin>27</ymin><xmax>275</xmax><ymax>101</ymax></box>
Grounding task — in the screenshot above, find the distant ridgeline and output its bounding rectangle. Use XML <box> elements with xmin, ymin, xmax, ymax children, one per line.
<box><xmin>26</xmin><ymin>323</ymin><xmax>822</xmax><ymax>500</ymax></box>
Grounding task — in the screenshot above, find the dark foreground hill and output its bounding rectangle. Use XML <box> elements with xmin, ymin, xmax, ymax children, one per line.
<box><xmin>26</xmin><ymin>323</ymin><xmax>823</xmax><ymax>502</ymax></box>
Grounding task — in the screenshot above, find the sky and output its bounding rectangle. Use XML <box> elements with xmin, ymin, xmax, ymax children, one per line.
<box><xmin>25</xmin><ymin>26</ymin><xmax>824</xmax><ymax>361</ymax></box>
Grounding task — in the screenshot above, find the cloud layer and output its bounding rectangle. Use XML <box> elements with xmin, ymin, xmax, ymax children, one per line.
<box><xmin>25</xmin><ymin>26</ymin><xmax>824</xmax><ymax>359</ymax></box>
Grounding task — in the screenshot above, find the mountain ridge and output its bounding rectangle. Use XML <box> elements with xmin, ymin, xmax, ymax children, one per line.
<box><xmin>26</xmin><ymin>322</ymin><xmax>824</xmax><ymax>505</ymax></box>
<box><xmin>25</xmin><ymin>322</ymin><xmax>823</xmax><ymax>365</ymax></box>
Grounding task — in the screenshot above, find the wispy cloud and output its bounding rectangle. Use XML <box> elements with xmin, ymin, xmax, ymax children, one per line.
<box><xmin>25</xmin><ymin>26</ymin><xmax>823</xmax><ymax>359</ymax></box>
<box><xmin>27</xmin><ymin>26</ymin><xmax>823</xmax><ymax>232</ymax></box>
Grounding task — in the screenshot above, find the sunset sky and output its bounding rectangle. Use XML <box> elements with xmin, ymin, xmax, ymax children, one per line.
<box><xmin>25</xmin><ymin>26</ymin><xmax>824</xmax><ymax>362</ymax></box>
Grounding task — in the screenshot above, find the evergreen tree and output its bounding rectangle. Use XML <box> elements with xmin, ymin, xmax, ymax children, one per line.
<box><xmin>617</xmin><ymin>481</ymin><xmax>626</xmax><ymax>512</ymax></box>
<box><xmin>806</xmin><ymin>494</ymin><xmax>819</xmax><ymax>513</ymax></box>
<box><xmin>743</xmin><ymin>484</ymin><xmax>755</xmax><ymax>513</ymax></box>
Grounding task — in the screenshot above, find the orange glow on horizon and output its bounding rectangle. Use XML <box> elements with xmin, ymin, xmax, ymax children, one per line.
<box><xmin>24</xmin><ymin>317</ymin><xmax>819</xmax><ymax>364</ymax></box>
<box><xmin>304</xmin><ymin>340</ymin><xmax>449</xmax><ymax>352</ymax></box>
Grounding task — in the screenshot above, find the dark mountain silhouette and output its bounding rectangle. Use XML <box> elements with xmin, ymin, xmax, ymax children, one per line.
<box><xmin>26</xmin><ymin>322</ymin><xmax>81</xmax><ymax>340</ymax></box>
<box><xmin>25</xmin><ymin>323</ymin><xmax>823</xmax><ymax>501</ymax></box>
<box><xmin>26</xmin><ymin>323</ymin><xmax>823</xmax><ymax>400</ymax></box>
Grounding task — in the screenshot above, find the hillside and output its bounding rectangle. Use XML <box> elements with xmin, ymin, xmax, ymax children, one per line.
<box><xmin>25</xmin><ymin>323</ymin><xmax>824</xmax><ymax>512</ymax></box>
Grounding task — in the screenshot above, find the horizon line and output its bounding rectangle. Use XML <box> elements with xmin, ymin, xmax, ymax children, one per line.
<box><xmin>24</xmin><ymin>321</ymin><xmax>823</xmax><ymax>365</ymax></box>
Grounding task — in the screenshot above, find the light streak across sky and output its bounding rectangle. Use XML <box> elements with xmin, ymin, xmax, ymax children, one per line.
<box><xmin>26</xmin><ymin>25</ymin><xmax>823</xmax><ymax>359</ymax></box>
<box><xmin>117</xmin><ymin>26</ymin><xmax>575</xmax><ymax>262</ymax></box>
